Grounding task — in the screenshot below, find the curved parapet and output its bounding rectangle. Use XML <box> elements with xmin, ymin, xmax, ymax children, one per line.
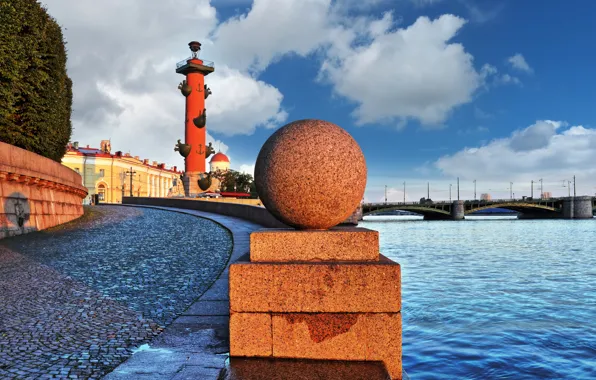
<box><xmin>0</xmin><ymin>141</ymin><xmax>88</xmax><ymax>239</ymax></box>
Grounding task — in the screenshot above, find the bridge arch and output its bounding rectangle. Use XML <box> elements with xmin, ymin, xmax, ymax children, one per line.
<box><xmin>363</xmin><ymin>205</ymin><xmax>452</xmax><ymax>220</ymax></box>
<box><xmin>466</xmin><ymin>202</ymin><xmax>558</xmax><ymax>214</ymax></box>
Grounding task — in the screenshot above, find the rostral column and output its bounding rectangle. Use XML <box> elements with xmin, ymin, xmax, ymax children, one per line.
<box><xmin>175</xmin><ymin>41</ymin><xmax>215</xmax><ymax>197</ymax></box>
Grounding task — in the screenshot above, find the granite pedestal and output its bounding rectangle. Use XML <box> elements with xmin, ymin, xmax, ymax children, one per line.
<box><xmin>229</xmin><ymin>227</ymin><xmax>402</xmax><ymax>379</ymax></box>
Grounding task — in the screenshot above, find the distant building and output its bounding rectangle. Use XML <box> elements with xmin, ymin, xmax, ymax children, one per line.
<box><xmin>542</xmin><ymin>191</ymin><xmax>552</xmax><ymax>199</ymax></box>
<box><xmin>210</xmin><ymin>152</ymin><xmax>230</xmax><ymax>172</ymax></box>
<box><xmin>481</xmin><ymin>193</ymin><xmax>491</xmax><ymax>200</ymax></box>
<box><xmin>61</xmin><ymin>140</ymin><xmax>182</xmax><ymax>204</ymax></box>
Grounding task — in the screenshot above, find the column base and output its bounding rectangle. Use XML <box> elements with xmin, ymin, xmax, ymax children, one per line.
<box><xmin>182</xmin><ymin>172</ymin><xmax>205</xmax><ymax>197</ymax></box>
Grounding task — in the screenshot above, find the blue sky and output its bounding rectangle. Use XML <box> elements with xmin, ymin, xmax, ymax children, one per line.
<box><xmin>44</xmin><ymin>0</ymin><xmax>596</xmax><ymax>201</ymax></box>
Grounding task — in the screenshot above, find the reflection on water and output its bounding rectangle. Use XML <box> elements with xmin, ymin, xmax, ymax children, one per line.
<box><xmin>361</xmin><ymin>215</ymin><xmax>596</xmax><ymax>380</ymax></box>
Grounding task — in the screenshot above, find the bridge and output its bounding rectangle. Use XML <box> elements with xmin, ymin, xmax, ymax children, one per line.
<box><xmin>362</xmin><ymin>196</ymin><xmax>596</xmax><ymax>220</ymax></box>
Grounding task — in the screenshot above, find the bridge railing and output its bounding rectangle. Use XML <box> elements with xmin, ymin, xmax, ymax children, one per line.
<box><xmin>363</xmin><ymin>197</ymin><xmax>573</xmax><ymax>208</ymax></box>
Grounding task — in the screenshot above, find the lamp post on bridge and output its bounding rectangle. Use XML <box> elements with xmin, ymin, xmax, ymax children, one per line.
<box><xmin>539</xmin><ymin>178</ymin><xmax>543</xmax><ymax>199</ymax></box>
<box><xmin>510</xmin><ymin>182</ymin><xmax>513</xmax><ymax>200</ymax></box>
<box><xmin>449</xmin><ymin>184</ymin><xmax>452</xmax><ymax>202</ymax></box>
<box><xmin>574</xmin><ymin>175</ymin><xmax>576</xmax><ymax>197</ymax></box>
<box><xmin>531</xmin><ymin>180</ymin><xmax>534</xmax><ymax>199</ymax></box>
<box><xmin>384</xmin><ymin>185</ymin><xmax>387</xmax><ymax>204</ymax></box>
<box><xmin>427</xmin><ymin>182</ymin><xmax>430</xmax><ymax>200</ymax></box>
<box><xmin>473</xmin><ymin>179</ymin><xmax>476</xmax><ymax>200</ymax></box>
<box><xmin>457</xmin><ymin>177</ymin><xmax>460</xmax><ymax>201</ymax></box>
<box><xmin>403</xmin><ymin>182</ymin><xmax>406</xmax><ymax>204</ymax></box>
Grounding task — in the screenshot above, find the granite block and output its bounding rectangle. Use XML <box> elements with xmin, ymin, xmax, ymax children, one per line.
<box><xmin>272</xmin><ymin>313</ymin><xmax>367</xmax><ymax>360</ymax></box>
<box><xmin>272</xmin><ymin>313</ymin><xmax>401</xmax><ymax>380</ymax></box>
<box><xmin>230</xmin><ymin>313</ymin><xmax>272</xmax><ymax>357</ymax></box>
<box><xmin>222</xmin><ymin>357</ymin><xmax>391</xmax><ymax>380</ymax></box>
<box><xmin>229</xmin><ymin>255</ymin><xmax>400</xmax><ymax>313</ymax></box>
<box><xmin>366</xmin><ymin>313</ymin><xmax>402</xmax><ymax>379</ymax></box>
<box><xmin>249</xmin><ymin>228</ymin><xmax>379</xmax><ymax>262</ymax></box>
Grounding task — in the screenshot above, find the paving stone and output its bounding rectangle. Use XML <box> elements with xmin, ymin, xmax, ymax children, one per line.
<box><xmin>200</xmin><ymin>278</ymin><xmax>230</xmax><ymax>301</ymax></box>
<box><xmin>171</xmin><ymin>365</ymin><xmax>222</xmax><ymax>379</ymax></box>
<box><xmin>0</xmin><ymin>205</ymin><xmax>234</xmax><ymax>379</ymax></box>
<box><xmin>183</xmin><ymin>300</ymin><xmax>230</xmax><ymax>316</ymax></box>
<box><xmin>171</xmin><ymin>316</ymin><xmax>229</xmax><ymax>327</ymax></box>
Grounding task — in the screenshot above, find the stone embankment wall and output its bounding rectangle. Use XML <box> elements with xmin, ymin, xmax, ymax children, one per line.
<box><xmin>0</xmin><ymin>142</ymin><xmax>88</xmax><ymax>239</ymax></box>
<box><xmin>122</xmin><ymin>197</ymin><xmax>363</xmax><ymax>228</ymax></box>
<box><xmin>198</xmin><ymin>197</ymin><xmax>263</xmax><ymax>206</ymax></box>
<box><xmin>123</xmin><ymin>197</ymin><xmax>288</xmax><ymax>228</ymax></box>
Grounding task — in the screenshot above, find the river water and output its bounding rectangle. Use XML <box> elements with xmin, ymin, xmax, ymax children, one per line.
<box><xmin>361</xmin><ymin>215</ymin><xmax>596</xmax><ymax>380</ymax></box>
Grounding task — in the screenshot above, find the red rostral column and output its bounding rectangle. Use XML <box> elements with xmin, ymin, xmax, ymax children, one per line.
<box><xmin>176</xmin><ymin>41</ymin><xmax>214</xmax><ymax>196</ymax></box>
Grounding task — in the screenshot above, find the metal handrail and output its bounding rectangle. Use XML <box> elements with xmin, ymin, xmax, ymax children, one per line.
<box><xmin>176</xmin><ymin>57</ymin><xmax>215</xmax><ymax>69</ymax></box>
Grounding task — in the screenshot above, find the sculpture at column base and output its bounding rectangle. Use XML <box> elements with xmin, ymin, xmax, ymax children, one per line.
<box><xmin>197</xmin><ymin>172</ymin><xmax>212</xmax><ymax>191</ymax></box>
<box><xmin>181</xmin><ymin>172</ymin><xmax>205</xmax><ymax>197</ymax></box>
<box><xmin>229</xmin><ymin>119</ymin><xmax>402</xmax><ymax>379</ymax></box>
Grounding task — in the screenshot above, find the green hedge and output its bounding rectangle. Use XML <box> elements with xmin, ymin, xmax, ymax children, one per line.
<box><xmin>0</xmin><ymin>0</ymin><xmax>72</xmax><ymax>162</ymax></box>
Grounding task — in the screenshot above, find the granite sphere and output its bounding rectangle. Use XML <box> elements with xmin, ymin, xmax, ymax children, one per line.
<box><xmin>254</xmin><ymin>119</ymin><xmax>367</xmax><ymax>230</ymax></box>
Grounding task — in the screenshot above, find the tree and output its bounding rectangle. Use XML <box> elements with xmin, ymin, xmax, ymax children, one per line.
<box><xmin>212</xmin><ymin>169</ymin><xmax>256</xmax><ymax>196</ymax></box>
<box><xmin>0</xmin><ymin>0</ymin><xmax>73</xmax><ymax>162</ymax></box>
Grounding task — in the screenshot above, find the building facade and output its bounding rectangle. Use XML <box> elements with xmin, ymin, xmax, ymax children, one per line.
<box><xmin>210</xmin><ymin>152</ymin><xmax>230</xmax><ymax>173</ymax></box>
<box><xmin>61</xmin><ymin>140</ymin><xmax>183</xmax><ymax>204</ymax></box>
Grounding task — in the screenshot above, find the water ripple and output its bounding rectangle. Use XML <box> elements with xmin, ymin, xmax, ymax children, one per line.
<box><xmin>362</xmin><ymin>216</ymin><xmax>596</xmax><ymax>379</ymax></box>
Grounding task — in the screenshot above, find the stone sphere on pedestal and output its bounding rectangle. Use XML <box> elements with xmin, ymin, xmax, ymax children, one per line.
<box><xmin>254</xmin><ymin>119</ymin><xmax>367</xmax><ymax>230</ymax></box>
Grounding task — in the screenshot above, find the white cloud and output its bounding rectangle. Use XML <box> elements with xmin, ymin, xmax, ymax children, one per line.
<box><xmin>480</xmin><ymin>64</ymin><xmax>521</xmax><ymax>87</ymax></box>
<box><xmin>43</xmin><ymin>0</ymin><xmax>505</xmax><ymax>170</ymax></box>
<box><xmin>507</xmin><ymin>53</ymin><xmax>533</xmax><ymax>73</ymax></box>
<box><xmin>497</xmin><ymin>73</ymin><xmax>521</xmax><ymax>86</ymax></box>
<box><xmin>382</xmin><ymin>187</ymin><xmax>407</xmax><ymax>203</ymax></box>
<box><xmin>319</xmin><ymin>13</ymin><xmax>483</xmax><ymax>126</ymax></box>
<box><xmin>434</xmin><ymin>120</ymin><xmax>596</xmax><ymax>196</ymax></box>
<box><xmin>207</xmin><ymin>66</ymin><xmax>288</xmax><ymax>135</ymax></box>
<box><xmin>42</xmin><ymin>0</ymin><xmax>289</xmax><ymax>168</ymax></box>
<box><xmin>238</xmin><ymin>164</ymin><xmax>256</xmax><ymax>176</ymax></box>
<box><xmin>212</xmin><ymin>0</ymin><xmax>332</xmax><ymax>73</ymax></box>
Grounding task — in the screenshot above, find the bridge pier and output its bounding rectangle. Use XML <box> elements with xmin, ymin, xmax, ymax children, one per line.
<box><xmin>451</xmin><ymin>200</ymin><xmax>464</xmax><ymax>220</ymax></box>
<box><xmin>573</xmin><ymin>196</ymin><xmax>593</xmax><ymax>219</ymax></box>
<box><xmin>562</xmin><ymin>197</ymin><xmax>574</xmax><ymax>219</ymax></box>
<box><xmin>560</xmin><ymin>196</ymin><xmax>592</xmax><ymax>219</ymax></box>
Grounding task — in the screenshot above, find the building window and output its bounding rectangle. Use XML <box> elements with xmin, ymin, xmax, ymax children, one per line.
<box><xmin>98</xmin><ymin>184</ymin><xmax>106</xmax><ymax>201</ymax></box>
<box><xmin>99</xmin><ymin>169</ymin><xmax>105</xmax><ymax>177</ymax></box>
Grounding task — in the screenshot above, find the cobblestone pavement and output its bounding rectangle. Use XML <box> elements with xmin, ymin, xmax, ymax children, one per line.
<box><xmin>0</xmin><ymin>206</ymin><xmax>233</xmax><ymax>379</ymax></box>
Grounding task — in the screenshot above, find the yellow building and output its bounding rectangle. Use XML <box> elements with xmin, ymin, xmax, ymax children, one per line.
<box><xmin>61</xmin><ymin>140</ymin><xmax>183</xmax><ymax>204</ymax></box>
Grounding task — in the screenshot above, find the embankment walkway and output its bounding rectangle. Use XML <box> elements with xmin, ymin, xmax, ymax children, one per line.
<box><xmin>104</xmin><ymin>205</ymin><xmax>262</xmax><ymax>379</ymax></box>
